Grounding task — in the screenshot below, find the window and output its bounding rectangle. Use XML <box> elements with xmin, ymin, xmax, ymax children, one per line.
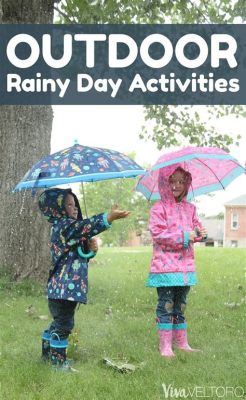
<box><xmin>231</xmin><ymin>240</ymin><xmax>238</xmax><ymax>248</ymax></box>
<box><xmin>231</xmin><ymin>213</ymin><xmax>238</xmax><ymax>230</ymax></box>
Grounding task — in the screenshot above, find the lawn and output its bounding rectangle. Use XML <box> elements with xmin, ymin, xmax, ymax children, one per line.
<box><xmin>0</xmin><ymin>247</ymin><xmax>245</xmax><ymax>400</ymax></box>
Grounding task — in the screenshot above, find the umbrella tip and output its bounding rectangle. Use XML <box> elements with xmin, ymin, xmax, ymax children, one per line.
<box><xmin>73</xmin><ymin>138</ymin><xmax>78</xmax><ymax>145</ymax></box>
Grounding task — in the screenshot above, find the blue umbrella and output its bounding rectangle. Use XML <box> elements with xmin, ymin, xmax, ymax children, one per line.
<box><xmin>14</xmin><ymin>143</ymin><xmax>146</xmax><ymax>191</ymax></box>
<box><xmin>14</xmin><ymin>143</ymin><xmax>146</xmax><ymax>258</ymax></box>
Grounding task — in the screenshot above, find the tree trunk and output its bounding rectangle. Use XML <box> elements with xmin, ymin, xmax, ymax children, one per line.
<box><xmin>0</xmin><ymin>0</ymin><xmax>59</xmax><ymax>280</ymax></box>
<box><xmin>1</xmin><ymin>0</ymin><xmax>55</xmax><ymax>23</ymax></box>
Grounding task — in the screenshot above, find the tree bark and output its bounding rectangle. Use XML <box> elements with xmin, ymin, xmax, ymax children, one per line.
<box><xmin>0</xmin><ymin>0</ymin><xmax>59</xmax><ymax>279</ymax></box>
<box><xmin>1</xmin><ymin>0</ymin><xmax>55</xmax><ymax>23</ymax></box>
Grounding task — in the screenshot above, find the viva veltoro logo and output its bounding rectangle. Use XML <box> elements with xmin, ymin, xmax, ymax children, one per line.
<box><xmin>162</xmin><ymin>384</ymin><xmax>245</xmax><ymax>398</ymax></box>
<box><xmin>0</xmin><ymin>24</ymin><xmax>245</xmax><ymax>105</ymax></box>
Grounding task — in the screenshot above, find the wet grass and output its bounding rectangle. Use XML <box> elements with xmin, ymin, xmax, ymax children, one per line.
<box><xmin>0</xmin><ymin>247</ymin><xmax>245</xmax><ymax>400</ymax></box>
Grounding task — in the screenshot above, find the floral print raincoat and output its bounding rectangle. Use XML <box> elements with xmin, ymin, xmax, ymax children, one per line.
<box><xmin>39</xmin><ymin>188</ymin><xmax>110</xmax><ymax>303</ymax></box>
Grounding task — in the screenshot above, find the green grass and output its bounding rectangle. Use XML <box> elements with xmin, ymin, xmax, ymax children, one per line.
<box><xmin>0</xmin><ymin>247</ymin><xmax>246</xmax><ymax>400</ymax></box>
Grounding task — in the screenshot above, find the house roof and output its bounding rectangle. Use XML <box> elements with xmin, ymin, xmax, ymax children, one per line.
<box><xmin>224</xmin><ymin>194</ymin><xmax>246</xmax><ymax>206</ymax></box>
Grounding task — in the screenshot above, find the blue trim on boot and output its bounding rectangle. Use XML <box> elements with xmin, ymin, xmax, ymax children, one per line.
<box><xmin>50</xmin><ymin>338</ymin><xmax>68</xmax><ymax>349</ymax></box>
<box><xmin>50</xmin><ymin>332</ymin><xmax>68</xmax><ymax>348</ymax></box>
<box><xmin>157</xmin><ymin>323</ymin><xmax>173</xmax><ymax>330</ymax></box>
<box><xmin>42</xmin><ymin>330</ymin><xmax>51</xmax><ymax>341</ymax></box>
<box><xmin>173</xmin><ymin>323</ymin><xmax>187</xmax><ymax>330</ymax></box>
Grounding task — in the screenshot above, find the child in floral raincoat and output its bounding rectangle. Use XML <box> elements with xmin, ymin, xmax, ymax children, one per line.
<box><xmin>39</xmin><ymin>188</ymin><xmax>129</xmax><ymax>369</ymax></box>
<box><xmin>148</xmin><ymin>165</ymin><xmax>207</xmax><ymax>357</ymax></box>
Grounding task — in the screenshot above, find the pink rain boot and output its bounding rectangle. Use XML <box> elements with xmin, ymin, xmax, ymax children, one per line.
<box><xmin>173</xmin><ymin>329</ymin><xmax>200</xmax><ymax>352</ymax></box>
<box><xmin>159</xmin><ymin>330</ymin><xmax>175</xmax><ymax>357</ymax></box>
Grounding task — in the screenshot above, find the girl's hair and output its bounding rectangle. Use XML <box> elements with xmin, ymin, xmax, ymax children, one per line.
<box><xmin>169</xmin><ymin>167</ymin><xmax>192</xmax><ymax>182</ymax></box>
<box><xmin>169</xmin><ymin>167</ymin><xmax>192</xmax><ymax>201</ymax></box>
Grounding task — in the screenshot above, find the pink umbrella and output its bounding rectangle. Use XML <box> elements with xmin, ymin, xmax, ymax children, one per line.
<box><xmin>136</xmin><ymin>146</ymin><xmax>245</xmax><ymax>201</ymax></box>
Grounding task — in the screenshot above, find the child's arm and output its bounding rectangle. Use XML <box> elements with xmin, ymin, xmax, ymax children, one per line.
<box><xmin>61</xmin><ymin>213</ymin><xmax>111</xmax><ymax>243</ymax></box>
<box><xmin>61</xmin><ymin>208</ymin><xmax>130</xmax><ymax>246</ymax></box>
<box><xmin>149</xmin><ymin>203</ymin><xmax>188</xmax><ymax>250</ymax></box>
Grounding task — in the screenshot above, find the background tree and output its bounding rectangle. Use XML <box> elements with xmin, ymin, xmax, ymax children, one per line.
<box><xmin>216</xmin><ymin>212</ymin><xmax>225</xmax><ymax>220</ymax></box>
<box><xmin>140</xmin><ymin>105</ymin><xmax>245</xmax><ymax>151</ymax></box>
<box><xmin>0</xmin><ymin>0</ymin><xmax>60</xmax><ymax>279</ymax></box>
<box><xmin>79</xmin><ymin>175</ymin><xmax>150</xmax><ymax>246</ymax></box>
<box><xmin>206</xmin><ymin>212</ymin><xmax>225</xmax><ymax>220</ymax></box>
<box><xmin>56</xmin><ymin>0</ymin><xmax>246</xmax><ymax>151</ymax></box>
<box><xmin>55</xmin><ymin>0</ymin><xmax>246</xmax><ymax>24</ymax></box>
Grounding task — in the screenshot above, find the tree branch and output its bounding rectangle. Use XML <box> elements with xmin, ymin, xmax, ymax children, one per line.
<box><xmin>188</xmin><ymin>0</ymin><xmax>211</xmax><ymax>23</ymax></box>
<box><xmin>53</xmin><ymin>4</ymin><xmax>75</xmax><ymax>23</ymax></box>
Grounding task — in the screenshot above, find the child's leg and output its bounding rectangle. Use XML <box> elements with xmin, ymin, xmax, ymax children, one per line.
<box><xmin>47</xmin><ymin>299</ymin><xmax>77</xmax><ymax>366</ymax></box>
<box><xmin>156</xmin><ymin>287</ymin><xmax>175</xmax><ymax>357</ymax></box>
<box><xmin>156</xmin><ymin>287</ymin><xmax>175</xmax><ymax>328</ymax></box>
<box><xmin>173</xmin><ymin>286</ymin><xmax>200</xmax><ymax>352</ymax></box>
<box><xmin>48</xmin><ymin>299</ymin><xmax>77</xmax><ymax>339</ymax></box>
<box><xmin>172</xmin><ymin>286</ymin><xmax>190</xmax><ymax>326</ymax></box>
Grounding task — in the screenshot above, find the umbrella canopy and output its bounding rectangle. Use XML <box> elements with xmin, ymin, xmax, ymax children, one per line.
<box><xmin>136</xmin><ymin>146</ymin><xmax>245</xmax><ymax>201</ymax></box>
<box><xmin>14</xmin><ymin>144</ymin><xmax>146</xmax><ymax>191</ymax></box>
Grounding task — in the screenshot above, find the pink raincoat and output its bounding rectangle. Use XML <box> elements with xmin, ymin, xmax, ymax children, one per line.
<box><xmin>147</xmin><ymin>164</ymin><xmax>203</xmax><ymax>288</ymax></box>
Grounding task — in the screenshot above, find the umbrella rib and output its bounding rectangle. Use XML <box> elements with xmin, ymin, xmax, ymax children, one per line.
<box><xmin>81</xmin><ymin>182</ymin><xmax>88</xmax><ymax>218</ymax></box>
<box><xmin>137</xmin><ymin>173</ymin><xmax>155</xmax><ymax>201</ymax></box>
<box><xmin>148</xmin><ymin>176</ymin><xmax>157</xmax><ymax>201</ymax></box>
<box><xmin>194</xmin><ymin>157</ymin><xmax>225</xmax><ymax>190</ymax></box>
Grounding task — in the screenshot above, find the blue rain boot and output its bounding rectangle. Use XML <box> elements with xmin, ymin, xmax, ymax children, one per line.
<box><xmin>41</xmin><ymin>330</ymin><xmax>51</xmax><ymax>361</ymax></box>
<box><xmin>50</xmin><ymin>334</ymin><xmax>78</xmax><ymax>372</ymax></box>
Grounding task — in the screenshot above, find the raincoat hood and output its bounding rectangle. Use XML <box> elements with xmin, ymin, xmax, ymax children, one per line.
<box><xmin>38</xmin><ymin>188</ymin><xmax>82</xmax><ymax>223</ymax></box>
<box><xmin>158</xmin><ymin>163</ymin><xmax>192</xmax><ymax>203</ymax></box>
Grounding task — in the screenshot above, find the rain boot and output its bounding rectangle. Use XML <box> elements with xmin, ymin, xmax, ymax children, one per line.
<box><xmin>41</xmin><ymin>330</ymin><xmax>51</xmax><ymax>361</ymax></box>
<box><xmin>159</xmin><ymin>330</ymin><xmax>175</xmax><ymax>357</ymax></box>
<box><xmin>173</xmin><ymin>327</ymin><xmax>200</xmax><ymax>352</ymax></box>
<box><xmin>50</xmin><ymin>334</ymin><xmax>78</xmax><ymax>372</ymax></box>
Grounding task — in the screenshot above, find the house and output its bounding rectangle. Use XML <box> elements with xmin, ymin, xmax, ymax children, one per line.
<box><xmin>224</xmin><ymin>194</ymin><xmax>246</xmax><ymax>248</ymax></box>
<box><xmin>199</xmin><ymin>217</ymin><xmax>224</xmax><ymax>247</ymax></box>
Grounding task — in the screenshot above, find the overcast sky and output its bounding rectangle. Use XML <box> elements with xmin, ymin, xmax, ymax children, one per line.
<box><xmin>51</xmin><ymin>105</ymin><xmax>246</xmax><ymax>216</ymax></box>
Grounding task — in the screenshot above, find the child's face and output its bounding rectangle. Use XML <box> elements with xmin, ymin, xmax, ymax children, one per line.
<box><xmin>64</xmin><ymin>194</ymin><xmax>78</xmax><ymax>219</ymax></box>
<box><xmin>169</xmin><ymin>170</ymin><xmax>187</xmax><ymax>199</ymax></box>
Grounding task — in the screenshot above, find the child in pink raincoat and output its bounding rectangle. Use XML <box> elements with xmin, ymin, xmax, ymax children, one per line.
<box><xmin>148</xmin><ymin>165</ymin><xmax>207</xmax><ymax>357</ymax></box>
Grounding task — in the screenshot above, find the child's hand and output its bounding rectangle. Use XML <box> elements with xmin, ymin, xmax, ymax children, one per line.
<box><xmin>88</xmin><ymin>238</ymin><xmax>98</xmax><ymax>252</ymax></box>
<box><xmin>107</xmin><ymin>205</ymin><xmax>131</xmax><ymax>223</ymax></box>
<box><xmin>199</xmin><ymin>227</ymin><xmax>207</xmax><ymax>238</ymax></box>
<box><xmin>189</xmin><ymin>231</ymin><xmax>196</xmax><ymax>242</ymax></box>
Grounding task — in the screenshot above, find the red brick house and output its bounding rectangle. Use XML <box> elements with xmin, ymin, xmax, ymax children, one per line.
<box><xmin>224</xmin><ymin>194</ymin><xmax>246</xmax><ymax>248</ymax></box>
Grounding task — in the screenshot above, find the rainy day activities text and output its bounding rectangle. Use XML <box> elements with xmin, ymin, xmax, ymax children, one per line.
<box><xmin>1</xmin><ymin>24</ymin><xmax>245</xmax><ymax>105</ymax></box>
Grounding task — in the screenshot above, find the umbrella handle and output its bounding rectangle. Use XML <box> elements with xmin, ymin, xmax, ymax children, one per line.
<box><xmin>77</xmin><ymin>246</ymin><xmax>95</xmax><ymax>259</ymax></box>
